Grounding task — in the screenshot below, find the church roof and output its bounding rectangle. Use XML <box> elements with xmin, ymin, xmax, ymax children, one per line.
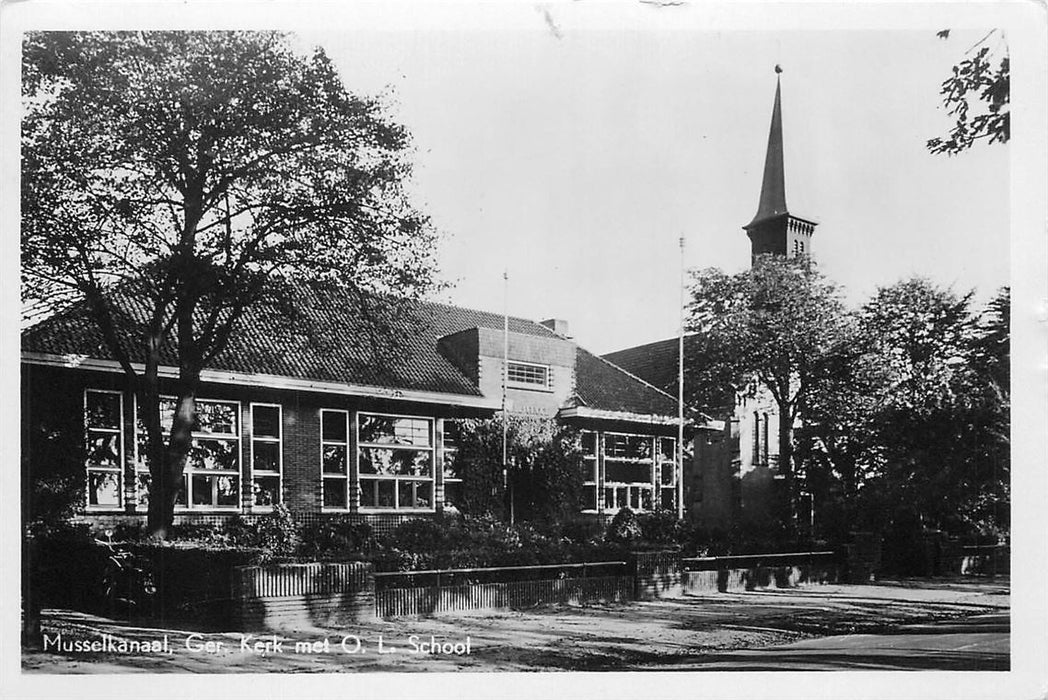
<box><xmin>745</xmin><ymin>69</ymin><xmax>789</xmax><ymax>229</ymax></box>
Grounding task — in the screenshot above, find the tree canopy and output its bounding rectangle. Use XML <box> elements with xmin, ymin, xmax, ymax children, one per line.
<box><xmin>859</xmin><ymin>281</ymin><xmax>1009</xmax><ymax>537</ymax></box>
<box><xmin>22</xmin><ymin>31</ymin><xmax>440</xmax><ymax>534</ymax></box>
<box><xmin>684</xmin><ymin>255</ymin><xmax>1009</xmax><ymax>544</ymax></box>
<box><xmin>798</xmin><ymin>279</ymin><xmax>1010</xmax><ymax>544</ymax></box>
<box><xmin>684</xmin><ymin>255</ymin><xmax>855</xmax><ymax>527</ymax></box>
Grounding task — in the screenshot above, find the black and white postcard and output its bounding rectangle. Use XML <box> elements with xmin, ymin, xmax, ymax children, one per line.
<box><xmin>2</xmin><ymin>2</ymin><xmax>1045</xmax><ymax>699</ymax></box>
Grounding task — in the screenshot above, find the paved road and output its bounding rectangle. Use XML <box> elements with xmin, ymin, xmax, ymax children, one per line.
<box><xmin>676</xmin><ymin>612</ymin><xmax>1009</xmax><ymax>671</ymax></box>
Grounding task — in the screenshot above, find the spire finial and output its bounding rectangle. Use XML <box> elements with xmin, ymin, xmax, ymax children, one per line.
<box><xmin>774</xmin><ymin>64</ymin><xmax>782</xmax><ymax>74</ymax></box>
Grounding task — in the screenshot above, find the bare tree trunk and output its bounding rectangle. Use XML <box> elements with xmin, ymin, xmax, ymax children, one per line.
<box><xmin>778</xmin><ymin>408</ymin><xmax>797</xmax><ymax>534</ymax></box>
<box><xmin>143</xmin><ymin>335</ymin><xmax>168</xmax><ymax>537</ymax></box>
<box><xmin>144</xmin><ymin>195</ymin><xmax>205</xmax><ymax>539</ymax></box>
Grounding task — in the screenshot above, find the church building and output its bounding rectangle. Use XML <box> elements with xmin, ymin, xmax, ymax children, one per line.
<box><xmin>604</xmin><ymin>68</ymin><xmax>819</xmax><ymax>530</ymax></box>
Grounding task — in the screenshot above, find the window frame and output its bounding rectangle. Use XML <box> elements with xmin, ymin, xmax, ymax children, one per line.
<box><xmin>357</xmin><ymin>411</ymin><xmax>435</xmax><ymax>512</ymax></box>
<box><xmin>761</xmin><ymin>411</ymin><xmax>770</xmax><ymax>467</ymax></box>
<box><xmin>249</xmin><ymin>402</ymin><xmax>283</xmax><ymax>510</ymax></box>
<box><xmin>441</xmin><ymin>419</ymin><xmax>463</xmax><ymax>510</ymax></box>
<box><xmin>600</xmin><ymin>430</ymin><xmax>657</xmax><ymax>514</ymax></box>
<box><xmin>505</xmin><ymin>359</ymin><xmax>552</xmax><ymax>391</ymax></box>
<box><xmin>133</xmin><ymin>395</ymin><xmax>243</xmax><ymax>512</ymax></box>
<box><xmin>580</xmin><ymin>430</ymin><xmax>599</xmax><ymax>513</ymax></box>
<box><xmin>84</xmin><ymin>389</ymin><xmax>124</xmax><ymax>511</ymax></box>
<box><xmin>319</xmin><ymin>408</ymin><xmax>351</xmax><ymax>512</ymax></box>
<box><xmin>657</xmin><ymin>436</ymin><xmax>678</xmax><ymax>511</ymax></box>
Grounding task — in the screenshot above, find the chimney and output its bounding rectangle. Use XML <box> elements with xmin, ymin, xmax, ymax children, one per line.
<box><xmin>540</xmin><ymin>318</ymin><xmax>571</xmax><ymax>338</ymax></box>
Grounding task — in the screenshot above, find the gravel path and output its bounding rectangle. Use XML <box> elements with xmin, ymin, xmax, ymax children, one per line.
<box><xmin>21</xmin><ymin>578</ymin><xmax>1009</xmax><ymax>673</ymax></box>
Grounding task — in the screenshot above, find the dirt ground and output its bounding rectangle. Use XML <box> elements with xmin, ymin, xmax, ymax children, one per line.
<box><xmin>21</xmin><ymin>578</ymin><xmax>1009</xmax><ymax>673</ymax></box>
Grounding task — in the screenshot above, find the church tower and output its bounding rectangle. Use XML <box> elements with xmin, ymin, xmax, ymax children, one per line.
<box><xmin>743</xmin><ymin>67</ymin><xmax>817</xmax><ymax>263</ymax></box>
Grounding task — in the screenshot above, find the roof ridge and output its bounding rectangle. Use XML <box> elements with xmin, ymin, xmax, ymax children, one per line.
<box><xmin>423</xmin><ymin>296</ymin><xmax>554</xmax><ymax>333</ymax></box>
<box><xmin>603</xmin><ymin>333</ymin><xmax>696</xmax><ymax>358</ymax></box>
<box><xmin>579</xmin><ymin>346</ymin><xmax>680</xmax><ymax>404</ymax></box>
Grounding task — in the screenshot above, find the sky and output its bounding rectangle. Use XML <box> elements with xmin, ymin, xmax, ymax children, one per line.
<box><xmin>299</xmin><ymin>12</ymin><xmax>1010</xmax><ymax>355</ymax></box>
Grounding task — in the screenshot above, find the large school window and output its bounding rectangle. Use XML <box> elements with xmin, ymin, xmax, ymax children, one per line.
<box><xmin>358</xmin><ymin>413</ymin><xmax>434</xmax><ymax>510</ymax></box>
<box><xmin>442</xmin><ymin>420</ymin><xmax>463</xmax><ymax>510</ymax></box>
<box><xmin>658</xmin><ymin>437</ymin><xmax>677</xmax><ymax>511</ymax></box>
<box><xmin>134</xmin><ymin>397</ymin><xmax>241</xmax><ymax>510</ymax></box>
<box><xmin>580</xmin><ymin>431</ymin><xmax>598</xmax><ymax>510</ymax></box>
<box><xmin>320</xmin><ymin>409</ymin><xmax>350</xmax><ymax>509</ymax></box>
<box><xmin>585</xmin><ymin>431</ymin><xmax>676</xmax><ymax>514</ymax></box>
<box><xmin>250</xmin><ymin>404</ymin><xmax>282</xmax><ymax>507</ymax></box>
<box><xmin>85</xmin><ymin>390</ymin><xmax>124</xmax><ymax>509</ymax></box>
<box><xmin>603</xmin><ymin>432</ymin><xmax>655</xmax><ymax>512</ymax></box>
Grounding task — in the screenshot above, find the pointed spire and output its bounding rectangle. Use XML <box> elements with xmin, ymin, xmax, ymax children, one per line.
<box><xmin>747</xmin><ymin>66</ymin><xmax>788</xmax><ymax>228</ymax></box>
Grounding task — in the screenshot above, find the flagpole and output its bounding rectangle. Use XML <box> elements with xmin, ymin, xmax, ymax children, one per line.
<box><xmin>677</xmin><ymin>236</ymin><xmax>686</xmax><ymax>520</ymax></box>
<box><xmin>503</xmin><ymin>269</ymin><xmax>513</xmax><ymax>525</ymax></box>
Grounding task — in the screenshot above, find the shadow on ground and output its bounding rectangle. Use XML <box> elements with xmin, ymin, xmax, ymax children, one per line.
<box><xmin>22</xmin><ymin>579</ymin><xmax>1009</xmax><ymax>673</ymax></box>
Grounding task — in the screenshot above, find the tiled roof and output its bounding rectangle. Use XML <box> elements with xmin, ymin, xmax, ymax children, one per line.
<box><xmin>573</xmin><ymin>348</ymin><xmax>678</xmax><ymax>417</ymax></box>
<box><xmin>602</xmin><ymin>337</ymin><xmax>683</xmax><ymax>396</ymax></box>
<box><xmin>22</xmin><ymin>284</ymin><xmax>676</xmax><ymax>418</ymax></box>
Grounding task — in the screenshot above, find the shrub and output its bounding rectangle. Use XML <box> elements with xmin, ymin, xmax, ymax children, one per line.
<box><xmin>111</xmin><ymin>521</ymin><xmax>146</xmax><ymax>542</ymax></box>
<box><xmin>29</xmin><ymin>474</ymin><xmax>84</xmax><ymax>525</ymax></box>
<box><xmin>25</xmin><ymin>521</ymin><xmax>102</xmax><ymax>613</ymax></box>
<box><xmin>220</xmin><ymin>515</ymin><xmax>259</xmax><ymax>547</ymax></box>
<box><xmin>388</xmin><ymin>516</ymin><xmax>457</xmax><ymax>552</ymax></box>
<box><xmin>450</xmin><ymin>417</ymin><xmax>584</xmax><ymax>522</ymax></box>
<box><xmin>255</xmin><ymin>504</ymin><xmax>300</xmax><ymax>561</ymax></box>
<box><xmin>552</xmin><ymin>515</ymin><xmax>606</xmax><ymax>545</ymax></box>
<box><xmin>168</xmin><ymin>520</ymin><xmax>225</xmax><ymax>543</ymax></box>
<box><xmin>24</xmin><ymin>413</ymin><xmax>86</xmax><ymax>525</ymax></box>
<box><xmin>637</xmin><ymin>510</ymin><xmax>686</xmax><ymax>546</ymax></box>
<box><xmin>605</xmin><ymin>507</ymin><xmax>642</xmax><ymax>544</ymax></box>
<box><xmin>133</xmin><ymin>542</ymin><xmax>265</xmax><ymax>626</ymax></box>
<box><xmin>298</xmin><ymin>516</ymin><xmax>374</xmax><ymax>560</ymax></box>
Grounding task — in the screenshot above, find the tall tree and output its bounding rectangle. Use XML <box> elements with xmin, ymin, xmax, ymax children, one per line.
<box><xmin>798</xmin><ymin>281</ymin><xmax>1010</xmax><ymax>543</ymax></box>
<box><xmin>22</xmin><ymin>31</ymin><xmax>440</xmax><ymax>536</ymax></box>
<box><xmin>792</xmin><ymin>327</ymin><xmax>887</xmax><ymax>539</ymax></box>
<box><xmin>927</xmin><ymin>29</ymin><xmax>1010</xmax><ymax>154</ymax></box>
<box><xmin>857</xmin><ymin>278</ymin><xmax>991</xmax><ymax>534</ymax></box>
<box><xmin>684</xmin><ymin>255</ymin><xmax>855</xmax><ymax>527</ymax></box>
<box><xmin>956</xmin><ymin>286</ymin><xmax>1010</xmax><ymax>537</ymax></box>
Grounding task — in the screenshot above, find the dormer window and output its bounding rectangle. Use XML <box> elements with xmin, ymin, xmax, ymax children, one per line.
<box><xmin>506</xmin><ymin>360</ymin><xmax>551</xmax><ymax>389</ymax></box>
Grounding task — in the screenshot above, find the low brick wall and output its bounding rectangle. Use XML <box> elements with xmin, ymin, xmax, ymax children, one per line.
<box><xmin>681</xmin><ymin>552</ymin><xmax>840</xmax><ymax>594</ymax></box>
<box><xmin>232</xmin><ymin>562</ymin><xmax>376</xmax><ymax>630</ymax></box>
<box><xmin>376</xmin><ymin>576</ymin><xmax>633</xmax><ymax>617</ymax></box>
<box><xmin>632</xmin><ymin>550</ymin><xmax>683</xmax><ymax>599</ymax></box>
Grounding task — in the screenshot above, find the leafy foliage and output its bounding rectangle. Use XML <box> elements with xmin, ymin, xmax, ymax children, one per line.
<box><xmin>687</xmin><ymin>257</ymin><xmax>1009</xmax><ymax>545</ymax></box>
<box><xmin>254</xmin><ymin>504</ymin><xmax>301</xmax><ymax>561</ymax></box>
<box><xmin>799</xmin><ymin>279</ymin><xmax>1010</xmax><ymax>542</ymax></box>
<box><xmin>685</xmin><ymin>255</ymin><xmax>855</xmax><ymax>525</ymax></box>
<box><xmin>23</xmin><ymin>401</ymin><xmax>87</xmax><ymax>525</ymax></box>
<box><xmin>21</xmin><ymin>31</ymin><xmax>440</xmax><ymax>534</ymax></box>
<box><xmin>371</xmin><ymin>514</ymin><xmax>626</xmax><ymax>572</ymax></box>
<box><xmin>298</xmin><ymin>516</ymin><xmax>375</xmax><ymax>560</ymax></box>
<box><xmin>452</xmin><ymin>416</ymin><xmax>584</xmax><ymax>522</ymax></box>
<box><xmin>635</xmin><ymin>510</ymin><xmax>687</xmax><ymax>546</ymax></box>
<box><xmin>928</xmin><ymin>30</ymin><xmax>1009</xmax><ymax>154</ymax></box>
<box><xmin>605</xmin><ymin>507</ymin><xmax>643</xmax><ymax>544</ymax></box>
